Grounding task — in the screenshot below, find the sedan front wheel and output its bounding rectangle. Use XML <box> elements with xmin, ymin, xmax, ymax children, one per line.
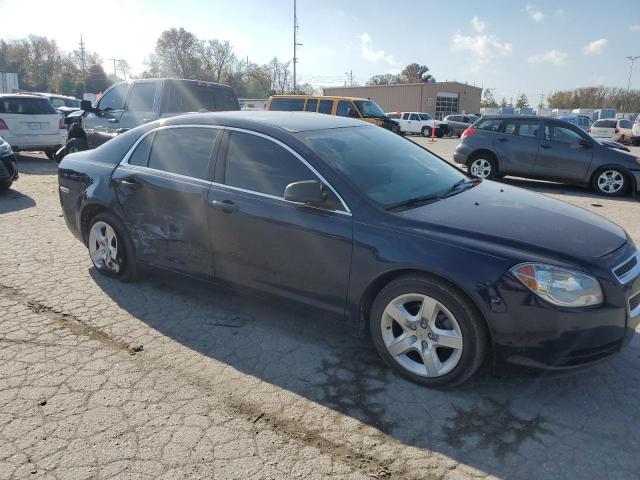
<box><xmin>370</xmin><ymin>275</ymin><xmax>488</xmax><ymax>388</ymax></box>
<box><xmin>593</xmin><ymin>169</ymin><xmax>627</xmax><ymax>197</ymax></box>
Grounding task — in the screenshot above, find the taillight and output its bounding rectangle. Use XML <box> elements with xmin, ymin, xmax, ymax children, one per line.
<box><xmin>0</xmin><ymin>119</ymin><xmax>7</xmax><ymax>130</ymax></box>
<box><xmin>59</xmin><ymin>118</ymin><xmax>65</xmax><ymax>129</ymax></box>
<box><xmin>461</xmin><ymin>127</ymin><xmax>476</xmax><ymax>139</ymax></box>
<box><xmin>587</xmin><ymin>128</ymin><xmax>591</xmax><ymax>133</ymax></box>
<box><xmin>615</xmin><ymin>128</ymin><xmax>620</xmax><ymax>134</ymax></box>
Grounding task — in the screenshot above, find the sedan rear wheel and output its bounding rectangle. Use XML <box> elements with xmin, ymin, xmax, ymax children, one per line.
<box><xmin>594</xmin><ymin>169</ymin><xmax>627</xmax><ymax>197</ymax></box>
<box><xmin>468</xmin><ymin>156</ymin><xmax>496</xmax><ymax>179</ymax></box>
<box><xmin>370</xmin><ymin>275</ymin><xmax>488</xmax><ymax>388</ymax></box>
<box><xmin>87</xmin><ymin>212</ymin><xmax>140</xmax><ymax>282</ymax></box>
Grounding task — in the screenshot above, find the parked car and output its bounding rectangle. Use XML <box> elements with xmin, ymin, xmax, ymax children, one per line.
<box><xmin>59</xmin><ymin>78</ymin><xmax>240</xmax><ymax>160</ymax></box>
<box><xmin>632</xmin><ymin>113</ymin><xmax>640</xmax><ymax>146</ymax></box>
<box><xmin>267</xmin><ymin>95</ymin><xmax>400</xmax><ymax>133</ymax></box>
<box><xmin>386</xmin><ymin>111</ymin><xmax>449</xmax><ymax>137</ymax></box>
<box><xmin>0</xmin><ymin>135</ymin><xmax>18</xmax><ymax>190</ymax></box>
<box><xmin>589</xmin><ymin>118</ymin><xmax>634</xmax><ymax>143</ymax></box>
<box><xmin>558</xmin><ymin>114</ymin><xmax>592</xmax><ymax>131</ymax></box>
<box><xmin>453</xmin><ymin>115</ymin><xmax>640</xmax><ymax>197</ymax></box>
<box><xmin>58</xmin><ymin>111</ymin><xmax>639</xmax><ymax>388</ymax></box>
<box><xmin>0</xmin><ymin>94</ymin><xmax>67</xmax><ymax>160</ymax></box>
<box><xmin>443</xmin><ymin>114</ymin><xmax>478</xmax><ymax>137</ymax></box>
<box><xmin>31</xmin><ymin>92</ymin><xmax>82</xmax><ymax>126</ymax></box>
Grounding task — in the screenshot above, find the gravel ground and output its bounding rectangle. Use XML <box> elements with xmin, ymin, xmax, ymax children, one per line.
<box><xmin>0</xmin><ymin>146</ymin><xmax>639</xmax><ymax>480</ymax></box>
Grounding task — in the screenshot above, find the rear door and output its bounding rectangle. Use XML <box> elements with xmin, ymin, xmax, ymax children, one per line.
<box><xmin>207</xmin><ymin>129</ymin><xmax>353</xmax><ymax>314</ymax></box>
<box><xmin>112</xmin><ymin>126</ymin><xmax>220</xmax><ymax>278</ymax></box>
<box><xmin>493</xmin><ymin>118</ymin><xmax>541</xmax><ymax>175</ymax></box>
<box><xmin>0</xmin><ymin>96</ymin><xmax>60</xmax><ymax>136</ymax></box>
<box><xmin>534</xmin><ymin>120</ymin><xmax>594</xmax><ymax>182</ymax></box>
<box><xmin>119</xmin><ymin>81</ymin><xmax>160</xmax><ymax>130</ymax></box>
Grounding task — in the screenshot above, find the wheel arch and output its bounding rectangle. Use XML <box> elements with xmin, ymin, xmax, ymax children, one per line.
<box><xmin>79</xmin><ymin>203</ymin><xmax>109</xmax><ymax>244</ymax></box>
<box><xmin>467</xmin><ymin>149</ymin><xmax>498</xmax><ymax>168</ymax></box>
<box><xmin>357</xmin><ymin>268</ymin><xmax>494</xmax><ymax>352</ymax></box>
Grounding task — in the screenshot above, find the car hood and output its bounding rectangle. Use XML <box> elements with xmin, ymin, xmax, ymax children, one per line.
<box><xmin>398</xmin><ymin>180</ymin><xmax>627</xmax><ymax>260</ymax></box>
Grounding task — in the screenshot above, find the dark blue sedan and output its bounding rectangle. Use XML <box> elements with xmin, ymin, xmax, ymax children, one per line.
<box><xmin>58</xmin><ymin>112</ymin><xmax>640</xmax><ymax>388</ymax></box>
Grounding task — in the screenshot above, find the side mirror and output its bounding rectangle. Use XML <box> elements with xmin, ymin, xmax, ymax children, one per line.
<box><xmin>284</xmin><ymin>180</ymin><xmax>327</xmax><ymax>205</ymax></box>
<box><xmin>579</xmin><ymin>138</ymin><xmax>592</xmax><ymax>148</ymax></box>
<box><xmin>80</xmin><ymin>100</ymin><xmax>93</xmax><ymax>112</ymax></box>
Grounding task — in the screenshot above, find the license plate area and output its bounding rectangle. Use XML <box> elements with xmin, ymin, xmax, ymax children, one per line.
<box><xmin>29</xmin><ymin>123</ymin><xmax>42</xmax><ymax>130</ymax></box>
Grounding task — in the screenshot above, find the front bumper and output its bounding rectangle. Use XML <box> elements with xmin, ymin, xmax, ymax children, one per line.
<box><xmin>490</xmin><ymin>244</ymin><xmax>640</xmax><ymax>371</ymax></box>
<box><xmin>630</xmin><ymin>169</ymin><xmax>640</xmax><ymax>194</ymax></box>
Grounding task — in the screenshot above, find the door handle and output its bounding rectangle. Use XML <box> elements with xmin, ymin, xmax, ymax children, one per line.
<box><xmin>541</xmin><ymin>144</ymin><xmax>552</xmax><ymax>149</ymax></box>
<box><xmin>497</xmin><ymin>137</ymin><xmax>508</xmax><ymax>142</ymax></box>
<box><xmin>108</xmin><ymin>118</ymin><xmax>119</xmax><ymax>124</ymax></box>
<box><xmin>113</xmin><ymin>178</ymin><xmax>140</xmax><ymax>189</ymax></box>
<box><xmin>210</xmin><ymin>199</ymin><xmax>238</xmax><ymax>213</ymax></box>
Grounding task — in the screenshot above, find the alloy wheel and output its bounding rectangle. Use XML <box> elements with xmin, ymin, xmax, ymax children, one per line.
<box><xmin>597</xmin><ymin>170</ymin><xmax>624</xmax><ymax>194</ymax></box>
<box><xmin>380</xmin><ymin>293</ymin><xmax>463</xmax><ymax>378</ymax></box>
<box><xmin>88</xmin><ymin>221</ymin><xmax>120</xmax><ymax>273</ymax></box>
<box><xmin>470</xmin><ymin>158</ymin><xmax>492</xmax><ymax>178</ymax></box>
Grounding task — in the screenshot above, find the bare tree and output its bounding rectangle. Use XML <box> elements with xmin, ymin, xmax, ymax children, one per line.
<box><xmin>199</xmin><ymin>39</ymin><xmax>235</xmax><ymax>83</ymax></box>
<box><xmin>154</xmin><ymin>27</ymin><xmax>202</xmax><ymax>78</ymax></box>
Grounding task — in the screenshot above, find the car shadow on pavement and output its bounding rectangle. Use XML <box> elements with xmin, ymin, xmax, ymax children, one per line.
<box><xmin>90</xmin><ymin>267</ymin><xmax>640</xmax><ymax>480</ymax></box>
<box><xmin>15</xmin><ymin>153</ymin><xmax>58</xmax><ymax>176</ymax></box>
<box><xmin>0</xmin><ymin>188</ymin><xmax>36</xmax><ymax>214</ymax></box>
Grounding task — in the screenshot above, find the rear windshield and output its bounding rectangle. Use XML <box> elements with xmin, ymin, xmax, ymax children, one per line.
<box><xmin>593</xmin><ymin>119</ymin><xmax>616</xmax><ymax>128</ymax></box>
<box><xmin>166</xmin><ymin>82</ymin><xmax>239</xmax><ymax>113</ymax></box>
<box><xmin>0</xmin><ymin>97</ymin><xmax>57</xmax><ymax>114</ymax></box>
<box><xmin>269</xmin><ymin>98</ymin><xmax>305</xmax><ymax>111</ymax></box>
<box><xmin>50</xmin><ymin>97</ymin><xmax>81</xmax><ymax>108</ymax></box>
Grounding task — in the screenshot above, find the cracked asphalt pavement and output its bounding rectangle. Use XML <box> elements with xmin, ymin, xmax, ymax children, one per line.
<box><xmin>1</xmin><ymin>144</ymin><xmax>639</xmax><ymax>479</ymax></box>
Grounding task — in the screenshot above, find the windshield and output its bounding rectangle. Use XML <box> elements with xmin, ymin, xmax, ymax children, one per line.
<box><xmin>299</xmin><ymin>125</ymin><xmax>469</xmax><ymax>209</ymax></box>
<box><xmin>354</xmin><ymin>100</ymin><xmax>385</xmax><ymax>118</ymax></box>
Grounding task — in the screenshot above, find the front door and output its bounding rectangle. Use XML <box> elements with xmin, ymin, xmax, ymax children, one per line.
<box><xmin>208</xmin><ymin>130</ymin><xmax>353</xmax><ymax>314</ymax></box>
<box><xmin>534</xmin><ymin>121</ymin><xmax>594</xmax><ymax>182</ymax></box>
<box><xmin>493</xmin><ymin>118</ymin><xmax>541</xmax><ymax>175</ymax></box>
<box><xmin>407</xmin><ymin>113</ymin><xmax>422</xmax><ymax>133</ymax></box>
<box><xmin>84</xmin><ymin>83</ymin><xmax>129</xmax><ymax>148</ymax></box>
<box><xmin>112</xmin><ymin>126</ymin><xmax>220</xmax><ymax>278</ymax></box>
<box><xmin>119</xmin><ymin>81</ymin><xmax>160</xmax><ymax>130</ymax></box>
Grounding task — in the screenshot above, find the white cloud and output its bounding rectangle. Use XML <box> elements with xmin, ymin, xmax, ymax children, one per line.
<box><xmin>451</xmin><ymin>32</ymin><xmax>513</xmax><ymax>73</ymax></box>
<box><xmin>630</xmin><ymin>24</ymin><xmax>640</xmax><ymax>32</ymax></box>
<box><xmin>527</xmin><ymin>49</ymin><xmax>569</xmax><ymax>65</ymax></box>
<box><xmin>583</xmin><ymin>38</ymin><xmax>607</xmax><ymax>55</ymax></box>
<box><xmin>471</xmin><ymin>16</ymin><xmax>486</xmax><ymax>33</ymax></box>
<box><xmin>526</xmin><ymin>4</ymin><xmax>545</xmax><ymax>22</ymax></box>
<box><xmin>357</xmin><ymin>32</ymin><xmax>396</xmax><ymax>65</ymax></box>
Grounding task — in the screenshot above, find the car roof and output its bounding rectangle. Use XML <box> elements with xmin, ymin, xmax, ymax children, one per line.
<box><xmin>481</xmin><ymin>114</ymin><xmax>543</xmax><ymax>120</ymax></box>
<box><xmin>32</xmin><ymin>92</ymin><xmax>79</xmax><ymax>99</ymax></box>
<box><xmin>270</xmin><ymin>94</ymin><xmax>372</xmax><ymax>102</ymax></box>
<box><xmin>0</xmin><ymin>93</ymin><xmax>48</xmax><ymax>99</ymax></box>
<box><xmin>162</xmin><ymin>111</ymin><xmax>368</xmax><ymax>133</ymax></box>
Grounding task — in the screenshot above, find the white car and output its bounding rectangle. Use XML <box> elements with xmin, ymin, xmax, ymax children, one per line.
<box><xmin>386</xmin><ymin>111</ymin><xmax>449</xmax><ymax>137</ymax></box>
<box><xmin>632</xmin><ymin>114</ymin><xmax>640</xmax><ymax>146</ymax></box>
<box><xmin>0</xmin><ymin>94</ymin><xmax>68</xmax><ymax>160</ymax></box>
<box><xmin>588</xmin><ymin>118</ymin><xmax>634</xmax><ymax>143</ymax></box>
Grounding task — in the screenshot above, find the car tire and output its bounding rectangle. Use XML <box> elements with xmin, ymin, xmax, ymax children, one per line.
<box><xmin>467</xmin><ymin>153</ymin><xmax>498</xmax><ymax>179</ymax></box>
<box><xmin>370</xmin><ymin>274</ymin><xmax>488</xmax><ymax>388</ymax></box>
<box><xmin>87</xmin><ymin>211</ymin><xmax>140</xmax><ymax>282</ymax></box>
<box><xmin>0</xmin><ymin>159</ymin><xmax>17</xmax><ymax>191</ymax></box>
<box><xmin>421</xmin><ymin>126</ymin><xmax>432</xmax><ymax>137</ymax></box>
<box><xmin>65</xmin><ymin>138</ymin><xmax>88</xmax><ymax>156</ymax></box>
<box><xmin>592</xmin><ymin>168</ymin><xmax>629</xmax><ymax>197</ymax></box>
<box><xmin>632</xmin><ymin>138</ymin><xmax>640</xmax><ymax>147</ymax></box>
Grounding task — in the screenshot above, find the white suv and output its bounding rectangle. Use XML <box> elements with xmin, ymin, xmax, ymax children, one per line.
<box><xmin>0</xmin><ymin>94</ymin><xmax>68</xmax><ymax>159</ymax></box>
<box><xmin>386</xmin><ymin>111</ymin><xmax>449</xmax><ymax>137</ymax></box>
<box><xmin>632</xmin><ymin>114</ymin><xmax>640</xmax><ymax>146</ymax></box>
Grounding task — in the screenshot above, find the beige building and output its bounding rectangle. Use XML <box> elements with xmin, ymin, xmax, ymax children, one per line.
<box><xmin>323</xmin><ymin>81</ymin><xmax>482</xmax><ymax>119</ymax></box>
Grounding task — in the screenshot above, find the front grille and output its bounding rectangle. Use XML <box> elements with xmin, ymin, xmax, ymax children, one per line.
<box><xmin>630</xmin><ymin>291</ymin><xmax>640</xmax><ymax>315</ymax></box>
<box><xmin>612</xmin><ymin>252</ymin><xmax>640</xmax><ymax>284</ymax></box>
<box><xmin>615</xmin><ymin>256</ymin><xmax>637</xmax><ymax>279</ymax></box>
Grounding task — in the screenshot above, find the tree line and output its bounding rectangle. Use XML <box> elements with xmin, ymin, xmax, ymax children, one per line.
<box><xmin>366</xmin><ymin>63</ymin><xmax>435</xmax><ymax>86</ymax></box>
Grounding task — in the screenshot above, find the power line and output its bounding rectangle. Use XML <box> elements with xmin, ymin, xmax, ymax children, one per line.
<box><xmin>292</xmin><ymin>0</ymin><xmax>302</xmax><ymax>93</ymax></box>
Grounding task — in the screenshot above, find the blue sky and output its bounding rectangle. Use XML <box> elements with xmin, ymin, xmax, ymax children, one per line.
<box><xmin>1</xmin><ymin>0</ymin><xmax>639</xmax><ymax>102</ymax></box>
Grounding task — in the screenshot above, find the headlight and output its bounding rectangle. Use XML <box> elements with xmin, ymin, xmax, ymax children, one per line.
<box><xmin>511</xmin><ymin>263</ymin><xmax>603</xmax><ymax>307</ymax></box>
<box><xmin>0</xmin><ymin>139</ymin><xmax>12</xmax><ymax>156</ymax></box>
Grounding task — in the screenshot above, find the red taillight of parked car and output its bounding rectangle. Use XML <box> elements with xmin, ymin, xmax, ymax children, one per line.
<box><xmin>59</xmin><ymin>118</ymin><xmax>66</xmax><ymax>129</ymax></box>
<box><xmin>0</xmin><ymin>119</ymin><xmax>8</xmax><ymax>130</ymax></box>
<box><xmin>587</xmin><ymin>128</ymin><xmax>591</xmax><ymax>133</ymax></box>
<box><xmin>615</xmin><ymin>128</ymin><xmax>620</xmax><ymax>134</ymax></box>
<box><xmin>461</xmin><ymin>127</ymin><xmax>476</xmax><ymax>139</ymax></box>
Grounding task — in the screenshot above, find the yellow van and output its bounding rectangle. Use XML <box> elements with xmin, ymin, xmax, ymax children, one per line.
<box><xmin>266</xmin><ymin>95</ymin><xmax>400</xmax><ymax>133</ymax></box>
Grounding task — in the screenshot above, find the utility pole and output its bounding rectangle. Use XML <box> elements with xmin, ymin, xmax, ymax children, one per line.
<box><xmin>625</xmin><ymin>55</ymin><xmax>640</xmax><ymax>112</ymax></box>
<box><xmin>79</xmin><ymin>35</ymin><xmax>86</xmax><ymax>95</ymax></box>
<box><xmin>293</xmin><ymin>0</ymin><xmax>302</xmax><ymax>93</ymax></box>
<box><xmin>109</xmin><ymin>58</ymin><xmax>118</xmax><ymax>77</ymax></box>
<box><xmin>345</xmin><ymin>70</ymin><xmax>353</xmax><ymax>86</ymax></box>
<box><xmin>539</xmin><ymin>90</ymin><xmax>545</xmax><ymax>109</ymax></box>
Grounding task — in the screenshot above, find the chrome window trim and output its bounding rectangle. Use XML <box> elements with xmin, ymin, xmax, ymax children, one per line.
<box><xmin>119</xmin><ymin>124</ymin><xmax>352</xmax><ymax>216</ymax></box>
<box><xmin>612</xmin><ymin>251</ymin><xmax>640</xmax><ymax>285</ymax></box>
<box><xmin>630</xmin><ymin>291</ymin><xmax>640</xmax><ymax>318</ymax></box>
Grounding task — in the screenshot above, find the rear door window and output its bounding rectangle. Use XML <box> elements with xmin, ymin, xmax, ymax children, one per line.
<box><xmin>127</xmin><ymin>83</ymin><xmax>157</xmax><ymax>111</ymax></box>
<box><xmin>336</xmin><ymin>100</ymin><xmax>355</xmax><ymax>117</ymax></box>
<box><xmin>224</xmin><ymin>131</ymin><xmax>316</xmax><ymax>197</ymax></box>
<box><xmin>317</xmin><ymin>99</ymin><xmax>333</xmax><ymax>114</ymax></box>
<box><xmin>269</xmin><ymin>98</ymin><xmax>305</xmax><ymax>111</ymax></box>
<box><xmin>516</xmin><ymin>121</ymin><xmax>540</xmax><ymax>138</ymax></box>
<box><xmin>166</xmin><ymin>82</ymin><xmax>238</xmax><ymax>113</ymax></box>
<box><xmin>0</xmin><ymin>97</ymin><xmax>57</xmax><ymax>114</ymax></box>
<box><xmin>97</xmin><ymin>84</ymin><xmax>128</xmax><ymax>111</ymax></box>
<box><xmin>409</xmin><ymin>113</ymin><xmax>420</xmax><ymax>121</ymax></box>
<box><xmin>305</xmin><ymin>99</ymin><xmax>318</xmax><ymax>112</ymax></box>
<box><xmin>148</xmin><ymin>128</ymin><xmax>217</xmax><ymax>180</ymax></box>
